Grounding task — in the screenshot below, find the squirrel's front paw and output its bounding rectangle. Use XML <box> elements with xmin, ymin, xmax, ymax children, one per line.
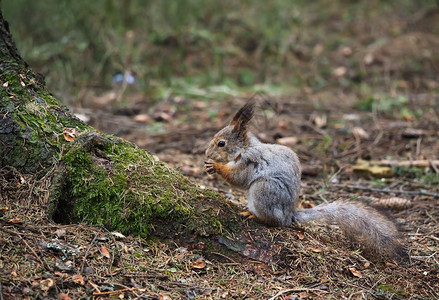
<box><xmin>204</xmin><ymin>161</ymin><xmax>216</xmax><ymax>174</ymax></box>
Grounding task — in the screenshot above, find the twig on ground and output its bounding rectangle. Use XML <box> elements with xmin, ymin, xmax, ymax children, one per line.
<box><xmin>331</xmin><ymin>184</ymin><xmax>439</xmax><ymax>198</ymax></box>
<box><xmin>425</xmin><ymin>210</ymin><xmax>438</xmax><ymax>224</ymax></box>
<box><xmin>92</xmin><ymin>287</ymin><xmax>138</xmax><ymax>297</ymax></box>
<box><xmin>430</xmin><ymin>160</ymin><xmax>439</xmax><ymax>173</ymax></box>
<box><xmin>371</xmin><ymin>159</ymin><xmax>439</xmax><ymax>169</ymax></box>
<box><xmin>80</xmin><ymin>227</ymin><xmax>102</xmax><ymax>274</ymax></box>
<box><xmin>123</xmin><ymin>272</ymin><xmax>168</xmax><ymax>280</ymax></box>
<box><xmin>410</xmin><ymin>252</ymin><xmax>438</xmax><ymax>265</ymax></box>
<box><xmin>88</xmin><ymin>280</ymin><xmax>101</xmax><ymax>293</ymax></box>
<box><xmin>211</xmin><ymin>251</ymin><xmax>237</xmax><ymax>263</ymax></box>
<box><xmin>426</xmin><ymin>282</ymin><xmax>439</xmax><ymax>298</ymax></box>
<box><xmin>268</xmin><ymin>287</ymin><xmax>328</xmax><ymax>300</ymax></box>
<box><xmin>21</xmin><ymin>237</ymin><xmax>53</xmax><ymax>272</ymax></box>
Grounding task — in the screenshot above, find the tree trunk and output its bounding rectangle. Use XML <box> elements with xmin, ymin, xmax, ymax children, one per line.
<box><xmin>0</xmin><ymin>9</ymin><xmax>237</xmax><ymax>237</ymax></box>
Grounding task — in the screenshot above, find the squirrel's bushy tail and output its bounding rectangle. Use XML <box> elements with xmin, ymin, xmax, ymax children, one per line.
<box><xmin>293</xmin><ymin>201</ymin><xmax>406</xmax><ymax>259</ymax></box>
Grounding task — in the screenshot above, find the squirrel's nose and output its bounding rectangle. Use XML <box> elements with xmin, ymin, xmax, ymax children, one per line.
<box><xmin>205</xmin><ymin>144</ymin><xmax>213</xmax><ymax>157</ymax></box>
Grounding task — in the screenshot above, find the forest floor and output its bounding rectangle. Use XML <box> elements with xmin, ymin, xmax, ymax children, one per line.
<box><xmin>2</xmin><ymin>3</ymin><xmax>439</xmax><ymax>300</ymax></box>
<box><xmin>2</xmin><ymin>81</ymin><xmax>439</xmax><ymax>299</ymax></box>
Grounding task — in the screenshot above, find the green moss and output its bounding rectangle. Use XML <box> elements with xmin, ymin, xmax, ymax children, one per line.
<box><xmin>1</xmin><ymin>69</ymin><xmax>90</xmax><ymax>174</ymax></box>
<box><xmin>59</xmin><ymin>133</ymin><xmax>233</xmax><ymax>237</ymax></box>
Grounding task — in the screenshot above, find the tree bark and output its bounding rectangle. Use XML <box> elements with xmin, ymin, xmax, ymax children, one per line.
<box><xmin>0</xmin><ymin>9</ymin><xmax>237</xmax><ymax>237</ymax></box>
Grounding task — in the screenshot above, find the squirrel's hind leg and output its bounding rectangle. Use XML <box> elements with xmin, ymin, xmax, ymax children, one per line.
<box><xmin>247</xmin><ymin>180</ymin><xmax>294</xmax><ymax>227</ymax></box>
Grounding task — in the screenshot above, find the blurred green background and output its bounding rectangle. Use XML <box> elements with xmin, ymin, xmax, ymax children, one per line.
<box><xmin>2</xmin><ymin>0</ymin><xmax>438</xmax><ymax>105</ymax></box>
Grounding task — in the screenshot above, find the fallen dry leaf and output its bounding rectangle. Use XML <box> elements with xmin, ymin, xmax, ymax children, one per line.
<box><xmin>349</xmin><ymin>267</ymin><xmax>363</xmax><ymax>278</ymax></box>
<box><xmin>54</xmin><ymin>271</ymin><xmax>67</xmax><ymax>278</ymax></box>
<box><xmin>59</xmin><ymin>293</ymin><xmax>73</xmax><ymax>300</ymax></box>
<box><xmin>111</xmin><ymin>231</ymin><xmax>126</xmax><ymax>239</ymax></box>
<box><xmin>100</xmin><ymin>246</ymin><xmax>111</xmax><ymax>258</ymax></box>
<box><xmin>153</xmin><ymin>106</ymin><xmax>174</xmax><ymax>122</ymax></box>
<box><xmin>190</xmin><ymin>258</ymin><xmax>206</xmax><ymax>269</ymax></box>
<box><xmin>277</xmin><ymin>136</ymin><xmax>298</xmax><ymax>146</ymax></box>
<box><xmin>385</xmin><ymin>262</ymin><xmax>395</xmax><ymax>268</ymax></box>
<box><xmin>333</xmin><ymin>66</ymin><xmax>347</xmax><ymax>77</ymax></box>
<box><xmin>63</xmin><ymin>128</ymin><xmax>77</xmax><ymax>142</ymax></box>
<box><xmin>40</xmin><ymin>278</ymin><xmax>54</xmax><ymax>291</ymax></box>
<box><xmin>296</xmin><ymin>231</ymin><xmax>305</xmax><ymax>240</ymax></box>
<box><xmin>55</xmin><ymin>228</ymin><xmax>66</xmax><ymax>238</ymax></box>
<box><xmin>72</xmin><ymin>274</ymin><xmax>85</xmax><ymax>285</ymax></box>
<box><xmin>311</xmin><ymin>113</ymin><xmax>327</xmax><ymax>128</ymax></box>
<box><xmin>278</xmin><ymin>121</ymin><xmax>288</xmax><ymax>130</ymax></box>
<box><xmin>0</xmin><ymin>206</ymin><xmax>8</xmax><ymax>212</ymax></box>
<box><xmin>310</xmin><ymin>247</ymin><xmax>323</xmax><ymax>253</ymax></box>
<box><xmin>340</xmin><ymin>46</ymin><xmax>353</xmax><ymax>56</ymax></box>
<box><xmin>134</xmin><ymin>113</ymin><xmax>151</xmax><ymax>123</ymax></box>
<box><xmin>8</xmin><ymin>217</ymin><xmax>22</xmax><ymax>224</ymax></box>
<box><xmin>90</xmin><ymin>91</ymin><xmax>117</xmax><ymax>106</ymax></box>
<box><xmin>352</xmin><ymin>126</ymin><xmax>370</xmax><ymax>139</ymax></box>
<box><xmin>158</xmin><ymin>293</ymin><xmax>172</xmax><ymax>300</ymax></box>
<box><xmin>364</xmin><ymin>53</ymin><xmax>374</xmax><ymax>65</ymax></box>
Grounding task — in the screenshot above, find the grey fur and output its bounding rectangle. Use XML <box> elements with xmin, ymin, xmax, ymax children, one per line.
<box><xmin>205</xmin><ymin>103</ymin><xmax>406</xmax><ymax>259</ymax></box>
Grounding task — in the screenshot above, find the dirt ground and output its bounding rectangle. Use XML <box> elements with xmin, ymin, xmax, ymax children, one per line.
<box><xmin>2</xmin><ymin>6</ymin><xmax>439</xmax><ymax>300</ymax></box>
<box><xmin>2</xmin><ymin>89</ymin><xmax>438</xmax><ymax>299</ymax></box>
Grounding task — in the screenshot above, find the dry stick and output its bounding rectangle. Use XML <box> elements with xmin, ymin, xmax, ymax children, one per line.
<box><xmin>348</xmin><ymin>290</ymin><xmax>368</xmax><ymax>300</ymax></box>
<box><xmin>211</xmin><ymin>251</ymin><xmax>237</xmax><ymax>263</ymax></box>
<box><xmin>372</xmin><ymin>159</ymin><xmax>439</xmax><ymax>168</ymax></box>
<box><xmin>93</xmin><ymin>281</ymin><xmax>142</xmax><ymax>298</ymax></box>
<box><xmin>123</xmin><ymin>273</ymin><xmax>168</xmax><ymax>280</ymax></box>
<box><xmin>25</xmin><ymin>179</ymin><xmax>37</xmax><ymax>211</ymax></box>
<box><xmin>331</xmin><ymin>184</ymin><xmax>439</xmax><ymax>198</ymax></box>
<box><xmin>410</xmin><ymin>252</ymin><xmax>438</xmax><ymax>264</ymax></box>
<box><xmin>430</xmin><ymin>160</ymin><xmax>439</xmax><ymax>173</ymax></box>
<box><xmin>21</xmin><ymin>237</ymin><xmax>53</xmax><ymax>271</ymax></box>
<box><xmin>268</xmin><ymin>288</ymin><xmax>328</xmax><ymax>300</ymax></box>
<box><xmin>88</xmin><ymin>280</ymin><xmax>101</xmax><ymax>294</ymax></box>
<box><xmin>93</xmin><ymin>287</ymin><xmax>138</xmax><ymax>297</ymax></box>
<box><xmin>80</xmin><ymin>227</ymin><xmax>102</xmax><ymax>274</ymax></box>
<box><xmin>426</xmin><ymin>282</ymin><xmax>439</xmax><ymax>298</ymax></box>
<box><xmin>416</xmin><ymin>137</ymin><xmax>422</xmax><ymax>156</ymax></box>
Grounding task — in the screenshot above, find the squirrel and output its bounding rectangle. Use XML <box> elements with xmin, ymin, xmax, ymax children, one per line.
<box><xmin>205</xmin><ymin>101</ymin><xmax>406</xmax><ymax>259</ymax></box>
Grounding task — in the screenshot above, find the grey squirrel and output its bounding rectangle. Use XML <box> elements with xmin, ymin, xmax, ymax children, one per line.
<box><xmin>205</xmin><ymin>101</ymin><xmax>406</xmax><ymax>259</ymax></box>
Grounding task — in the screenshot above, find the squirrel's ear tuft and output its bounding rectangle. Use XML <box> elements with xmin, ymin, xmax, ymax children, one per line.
<box><xmin>230</xmin><ymin>101</ymin><xmax>255</xmax><ymax>135</ymax></box>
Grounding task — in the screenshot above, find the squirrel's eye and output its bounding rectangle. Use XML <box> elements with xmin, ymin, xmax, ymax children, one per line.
<box><xmin>217</xmin><ymin>140</ymin><xmax>226</xmax><ymax>147</ymax></box>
